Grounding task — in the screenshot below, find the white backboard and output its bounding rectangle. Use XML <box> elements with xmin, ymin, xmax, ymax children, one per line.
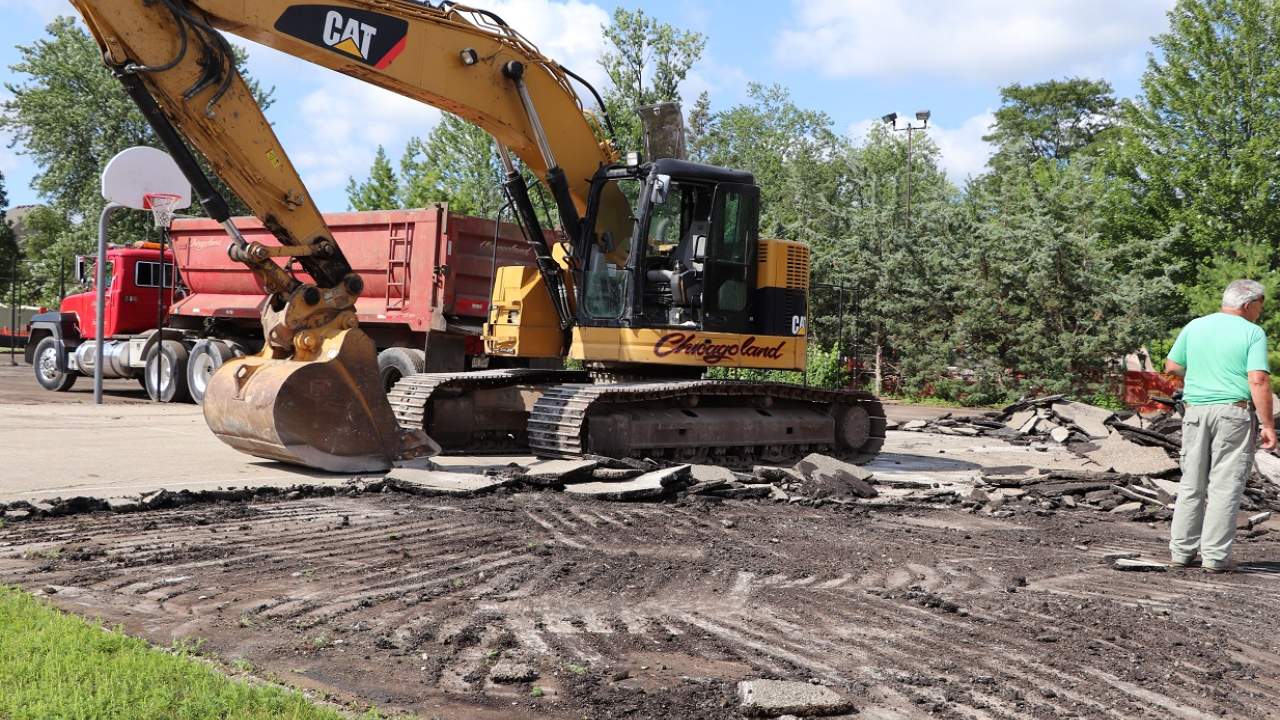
<box><xmin>101</xmin><ymin>146</ymin><xmax>192</xmax><ymax>211</ymax></box>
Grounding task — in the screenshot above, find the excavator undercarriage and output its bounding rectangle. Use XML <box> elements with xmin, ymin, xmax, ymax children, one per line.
<box><xmin>389</xmin><ymin>370</ymin><xmax>886</xmax><ymax>468</ymax></box>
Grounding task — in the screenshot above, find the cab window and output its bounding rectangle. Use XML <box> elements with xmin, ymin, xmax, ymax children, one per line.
<box><xmin>134</xmin><ymin>261</ymin><xmax>175</xmax><ymax>288</ymax></box>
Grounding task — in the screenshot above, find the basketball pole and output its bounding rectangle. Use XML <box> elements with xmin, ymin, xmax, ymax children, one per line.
<box><xmin>94</xmin><ymin>202</ymin><xmax>124</xmax><ymax>405</ymax></box>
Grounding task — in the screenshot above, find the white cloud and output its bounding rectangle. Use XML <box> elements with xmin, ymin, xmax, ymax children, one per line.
<box><xmin>228</xmin><ymin>0</ymin><xmax>611</xmax><ymax>208</ymax></box>
<box><xmin>681</xmin><ymin>58</ymin><xmax>750</xmax><ymax>110</ymax></box>
<box><xmin>292</xmin><ymin>74</ymin><xmax>442</xmax><ymax>197</ymax></box>
<box><xmin>775</xmin><ymin>0</ymin><xmax>1174</xmax><ymax>81</ymax></box>
<box><xmin>479</xmin><ymin>0</ymin><xmax>611</xmax><ymax>88</ymax></box>
<box><xmin>929</xmin><ymin>111</ymin><xmax>996</xmax><ymax>183</ymax></box>
<box><xmin>847</xmin><ymin>111</ymin><xmax>996</xmax><ymax>184</ymax></box>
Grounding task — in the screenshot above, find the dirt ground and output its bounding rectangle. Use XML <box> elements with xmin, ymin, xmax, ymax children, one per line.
<box><xmin>5</xmin><ymin>479</ymin><xmax>1280</xmax><ymax>719</ymax></box>
<box><xmin>7</xmin><ymin>360</ymin><xmax>1280</xmax><ymax>718</ymax></box>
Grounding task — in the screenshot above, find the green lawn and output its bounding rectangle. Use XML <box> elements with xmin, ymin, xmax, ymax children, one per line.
<box><xmin>0</xmin><ymin>586</ymin><xmax>371</xmax><ymax>719</ymax></box>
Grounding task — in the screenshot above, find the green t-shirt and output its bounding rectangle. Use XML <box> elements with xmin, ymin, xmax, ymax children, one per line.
<box><xmin>1168</xmin><ymin>312</ymin><xmax>1270</xmax><ymax>405</ymax></box>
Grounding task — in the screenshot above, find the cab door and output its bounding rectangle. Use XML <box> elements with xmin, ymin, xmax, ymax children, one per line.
<box><xmin>702</xmin><ymin>183</ymin><xmax>759</xmax><ymax>333</ymax></box>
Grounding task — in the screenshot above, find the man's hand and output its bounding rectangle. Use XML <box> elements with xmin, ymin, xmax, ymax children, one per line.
<box><xmin>1248</xmin><ymin>370</ymin><xmax>1276</xmax><ymax>450</ymax></box>
<box><xmin>1165</xmin><ymin>358</ymin><xmax>1186</xmax><ymax>377</ymax></box>
<box><xmin>1261</xmin><ymin>425</ymin><xmax>1278</xmax><ymax>451</ymax></box>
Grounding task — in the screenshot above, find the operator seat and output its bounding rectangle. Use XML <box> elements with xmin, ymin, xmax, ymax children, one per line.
<box><xmin>670</xmin><ymin>220</ymin><xmax>708</xmax><ymax>307</ymax></box>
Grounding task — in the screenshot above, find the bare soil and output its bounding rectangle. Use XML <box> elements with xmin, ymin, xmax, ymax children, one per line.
<box><xmin>5</xmin><ymin>488</ymin><xmax>1280</xmax><ymax>719</ymax></box>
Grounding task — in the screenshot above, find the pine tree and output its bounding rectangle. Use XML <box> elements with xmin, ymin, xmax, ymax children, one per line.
<box><xmin>345</xmin><ymin>146</ymin><xmax>399</xmax><ymax>211</ymax></box>
<box><xmin>399</xmin><ymin>114</ymin><xmax>503</xmax><ymax>216</ymax></box>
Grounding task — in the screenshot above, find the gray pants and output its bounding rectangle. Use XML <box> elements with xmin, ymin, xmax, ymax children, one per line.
<box><xmin>1170</xmin><ymin>403</ymin><xmax>1256</xmax><ymax>567</ymax></box>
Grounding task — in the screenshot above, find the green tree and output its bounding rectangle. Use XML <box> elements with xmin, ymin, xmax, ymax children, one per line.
<box><xmin>828</xmin><ymin>122</ymin><xmax>966</xmax><ymax>395</ymax></box>
<box><xmin>1113</xmin><ymin>0</ymin><xmax>1280</xmax><ymax>311</ymax></box>
<box><xmin>345</xmin><ymin>146</ymin><xmax>399</xmax><ymax>211</ymax></box>
<box><xmin>950</xmin><ymin>157</ymin><xmax>1177</xmax><ymax>402</ymax></box>
<box><xmin>598</xmin><ymin>8</ymin><xmax>705</xmax><ymax>156</ymax></box>
<box><xmin>692</xmin><ymin>84</ymin><xmax>846</xmax><ymax>234</ymax></box>
<box><xmin>984</xmin><ymin>78</ymin><xmax>1118</xmax><ymax>165</ymax></box>
<box><xmin>1</xmin><ymin>17</ymin><xmax>273</xmax><ymax>303</ymax></box>
<box><xmin>398</xmin><ymin>114</ymin><xmax>503</xmax><ymax>216</ymax></box>
<box><xmin>0</xmin><ymin>172</ymin><xmax>19</xmax><ymax>303</ymax></box>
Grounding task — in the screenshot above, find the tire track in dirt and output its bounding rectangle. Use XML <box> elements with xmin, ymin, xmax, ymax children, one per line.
<box><xmin>4</xmin><ymin>494</ymin><xmax>1280</xmax><ymax>719</ymax></box>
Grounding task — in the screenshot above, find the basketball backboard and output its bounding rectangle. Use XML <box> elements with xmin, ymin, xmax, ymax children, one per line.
<box><xmin>101</xmin><ymin>146</ymin><xmax>192</xmax><ymax>211</ymax></box>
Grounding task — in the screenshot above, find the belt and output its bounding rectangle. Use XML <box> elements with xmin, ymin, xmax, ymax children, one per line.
<box><xmin>1232</xmin><ymin>400</ymin><xmax>1254</xmax><ymax>409</ymax></box>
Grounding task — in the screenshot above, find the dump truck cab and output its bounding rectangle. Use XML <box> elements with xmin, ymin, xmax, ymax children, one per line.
<box><xmin>59</xmin><ymin>246</ymin><xmax>176</xmax><ymax>340</ymax></box>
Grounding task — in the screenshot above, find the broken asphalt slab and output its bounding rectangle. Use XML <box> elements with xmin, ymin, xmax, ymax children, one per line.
<box><xmin>380</xmin><ymin>469</ymin><xmax>515</xmax><ymax>497</ymax></box>
<box><xmin>1081</xmin><ymin>432</ymin><xmax>1179</xmax><ymax>476</ymax></box>
<box><xmin>737</xmin><ymin>679</ymin><xmax>854</xmax><ymax>718</ymax></box>
<box><xmin>564</xmin><ymin>464</ymin><xmax>692</xmax><ymax>501</ymax></box>
<box><xmin>519</xmin><ymin>458</ymin><xmax>600</xmax><ymax>486</ymax></box>
<box><xmin>1113</xmin><ymin>557</ymin><xmax>1168</xmax><ymax>572</ymax></box>
<box><xmin>1053</xmin><ymin>401</ymin><xmax>1115</xmax><ymax>439</ymax></box>
<box><xmin>795</xmin><ymin>453</ymin><xmax>877</xmax><ymax>499</ymax></box>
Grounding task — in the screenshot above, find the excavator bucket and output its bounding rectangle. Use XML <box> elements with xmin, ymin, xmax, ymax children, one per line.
<box><xmin>202</xmin><ymin>327</ymin><xmax>438</xmax><ymax>473</ymax></box>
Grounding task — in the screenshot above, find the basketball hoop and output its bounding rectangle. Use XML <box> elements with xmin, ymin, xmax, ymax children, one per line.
<box><xmin>143</xmin><ymin>192</ymin><xmax>183</xmax><ymax>229</ymax></box>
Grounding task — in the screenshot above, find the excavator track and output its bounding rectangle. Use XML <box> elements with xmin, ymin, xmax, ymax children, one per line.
<box><xmin>388</xmin><ymin>369</ymin><xmax>589</xmax><ymax>453</ymax></box>
<box><xmin>527</xmin><ymin>380</ymin><xmax>887</xmax><ymax>468</ymax></box>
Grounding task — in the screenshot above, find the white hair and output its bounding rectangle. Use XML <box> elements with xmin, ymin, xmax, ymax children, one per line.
<box><xmin>1223</xmin><ymin>279</ymin><xmax>1266</xmax><ymax>309</ymax></box>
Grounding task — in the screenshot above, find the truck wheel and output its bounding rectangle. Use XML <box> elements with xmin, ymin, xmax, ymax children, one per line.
<box><xmin>378</xmin><ymin>347</ymin><xmax>426</xmax><ymax>392</ymax></box>
<box><xmin>33</xmin><ymin>337</ymin><xmax>76</xmax><ymax>392</ymax></box>
<box><xmin>145</xmin><ymin>339</ymin><xmax>191</xmax><ymax>403</ymax></box>
<box><xmin>186</xmin><ymin>339</ymin><xmax>233</xmax><ymax>406</ymax></box>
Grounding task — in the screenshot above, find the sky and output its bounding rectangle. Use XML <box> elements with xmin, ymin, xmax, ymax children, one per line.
<box><xmin>0</xmin><ymin>0</ymin><xmax>1177</xmax><ymax>212</ymax></box>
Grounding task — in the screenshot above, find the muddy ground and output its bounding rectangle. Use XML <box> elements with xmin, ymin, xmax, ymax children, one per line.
<box><xmin>4</xmin><ymin>473</ymin><xmax>1280</xmax><ymax>719</ymax></box>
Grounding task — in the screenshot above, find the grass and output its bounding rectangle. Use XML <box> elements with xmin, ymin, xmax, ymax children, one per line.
<box><xmin>0</xmin><ymin>585</ymin><xmax>375</xmax><ymax>719</ymax></box>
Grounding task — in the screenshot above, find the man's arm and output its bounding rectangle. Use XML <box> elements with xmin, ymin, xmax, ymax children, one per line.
<box><xmin>1165</xmin><ymin>359</ymin><xmax>1186</xmax><ymax>377</ymax></box>
<box><xmin>1248</xmin><ymin>370</ymin><xmax>1277</xmax><ymax>450</ymax></box>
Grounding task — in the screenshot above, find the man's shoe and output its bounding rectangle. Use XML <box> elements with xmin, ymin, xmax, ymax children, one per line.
<box><xmin>1203</xmin><ymin>562</ymin><xmax>1236</xmax><ymax>574</ymax></box>
<box><xmin>1170</xmin><ymin>555</ymin><xmax>1198</xmax><ymax>567</ymax></box>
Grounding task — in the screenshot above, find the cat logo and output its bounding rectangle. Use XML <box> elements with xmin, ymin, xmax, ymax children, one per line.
<box><xmin>275</xmin><ymin>5</ymin><xmax>408</xmax><ymax>69</ymax></box>
<box><xmin>323</xmin><ymin>11</ymin><xmax>377</xmax><ymax>60</ymax></box>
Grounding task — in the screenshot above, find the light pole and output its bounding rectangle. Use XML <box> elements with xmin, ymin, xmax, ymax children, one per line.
<box><xmin>869</xmin><ymin>110</ymin><xmax>930</xmax><ymax>395</ymax></box>
<box><xmin>882</xmin><ymin>110</ymin><xmax>930</xmax><ymax>234</ymax></box>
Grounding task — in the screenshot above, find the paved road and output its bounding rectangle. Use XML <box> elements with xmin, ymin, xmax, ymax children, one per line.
<box><xmin>0</xmin><ymin>363</ymin><xmax>530</xmax><ymax>502</ymax></box>
<box><xmin>0</xmin><ymin>360</ymin><xmax>983</xmax><ymax>503</ymax></box>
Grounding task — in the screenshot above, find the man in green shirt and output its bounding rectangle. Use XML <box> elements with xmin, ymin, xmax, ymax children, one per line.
<box><xmin>1165</xmin><ymin>279</ymin><xmax>1276</xmax><ymax>572</ymax></box>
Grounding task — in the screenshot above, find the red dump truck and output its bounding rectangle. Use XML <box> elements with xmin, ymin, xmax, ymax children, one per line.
<box><xmin>26</xmin><ymin>206</ymin><xmax>536</xmax><ymax>403</ymax></box>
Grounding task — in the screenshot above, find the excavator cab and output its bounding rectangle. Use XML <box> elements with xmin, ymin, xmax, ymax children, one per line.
<box><xmin>578</xmin><ymin>159</ymin><xmax>761</xmax><ymax>335</ymax></box>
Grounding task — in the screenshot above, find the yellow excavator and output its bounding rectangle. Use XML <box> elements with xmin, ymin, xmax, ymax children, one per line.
<box><xmin>69</xmin><ymin>0</ymin><xmax>886</xmax><ymax>472</ymax></box>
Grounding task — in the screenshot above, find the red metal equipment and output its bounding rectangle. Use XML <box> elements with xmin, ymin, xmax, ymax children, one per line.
<box><xmin>26</xmin><ymin>206</ymin><xmax>537</xmax><ymax>401</ymax></box>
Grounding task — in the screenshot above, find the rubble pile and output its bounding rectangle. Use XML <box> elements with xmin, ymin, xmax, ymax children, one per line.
<box><xmin>0</xmin><ymin>453</ymin><xmax>883</xmax><ymax>521</ymax></box>
<box><xmin>911</xmin><ymin>465</ymin><xmax>1280</xmax><ymax>521</ymax></box>
<box><xmin>900</xmin><ymin>394</ymin><xmax>1125</xmax><ymax>446</ymax></box>
<box><xmin>901</xmin><ymin>394</ymin><xmax>1280</xmax><ymax>519</ymax></box>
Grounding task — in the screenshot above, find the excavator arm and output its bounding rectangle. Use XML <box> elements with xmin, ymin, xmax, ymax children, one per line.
<box><xmin>68</xmin><ymin>0</ymin><xmax>625</xmax><ymax>471</ymax></box>
<box><xmin>71</xmin><ymin>0</ymin><xmax>616</xmax><ymax>253</ymax></box>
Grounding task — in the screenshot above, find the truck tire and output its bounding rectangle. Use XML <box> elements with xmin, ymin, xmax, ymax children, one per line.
<box><xmin>186</xmin><ymin>339</ymin><xmax>233</xmax><ymax>406</ymax></box>
<box><xmin>378</xmin><ymin>347</ymin><xmax>426</xmax><ymax>392</ymax></box>
<box><xmin>145</xmin><ymin>339</ymin><xmax>191</xmax><ymax>403</ymax></box>
<box><xmin>33</xmin><ymin>337</ymin><xmax>76</xmax><ymax>392</ymax></box>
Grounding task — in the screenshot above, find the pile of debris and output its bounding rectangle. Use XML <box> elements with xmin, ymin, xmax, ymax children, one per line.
<box><xmin>903</xmin><ymin>394</ymin><xmax>1127</xmax><ymax>445</ymax></box>
<box><xmin>970</xmin><ymin>470</ymin><xmax>1276</xmax><ymax>519</ymax></box>
<box><xmin>902</xmin><ymin>394</ymin><xmax>1280</xmax><ymax>518</ymax></box>
<box><xmin>382</xmin><ymin>451</ymin><xmax>881</xmax><ymax>506</ymax></box>
<box><xmin>902</xmin><ymin>394</ymin><xmax>1182</xmax><ymax>475</ymax></box>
